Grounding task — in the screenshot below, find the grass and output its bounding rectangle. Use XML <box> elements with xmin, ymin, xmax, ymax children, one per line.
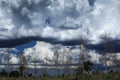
<box><xmin>0</xmin><ymin>73</ymin><xmax>120</xmax><ymax>80</ymax></box>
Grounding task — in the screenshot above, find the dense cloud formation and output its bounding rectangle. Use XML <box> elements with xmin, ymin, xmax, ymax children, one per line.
<box><xmin>0</xmin><ymin>0</ymin><xmax>120</xmax><ymax>46</ymax></box>
<box><xmin>0</xmin><ymin>41</ymin><xmax>120</xmax><ymax>68</ymax></box>
<box><xmin>23</xmin><ymin>41</ymin><xmax>102</xmax><ymax>64</ymax></box>
<box><xmin>23</xmin><ymin>41</ymin><xmax>54</xmax><ymax>62</ymax></box>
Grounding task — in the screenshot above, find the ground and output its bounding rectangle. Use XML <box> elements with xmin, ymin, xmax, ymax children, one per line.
<box><xmin>0</xmin><ymin>73</ymin><xmax>120</xmax><ymax>80</ymax></box>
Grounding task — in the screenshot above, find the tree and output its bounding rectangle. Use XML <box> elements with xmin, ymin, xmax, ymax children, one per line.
<box><xmin>64</xmin><ymin>47</ymin><xmax>72</xmax><ymax>76</ymax></box>
<box><xmin>18</xmin><ymin>53</ymin><xmax>27</xmax><ymax>77</ymax></box>
<box><xmin>32</xmin><ymin>48</ymin><xmax>38</xmax><ymax>77</ymax></box>
<box><xmin>44</xmin><ymin>57</ymin><xmax>54</xmax><ymax>77</ymax></box>
<box><xmin>76</xmin><ymin>35</ymin><xmax>89</xmax><ymax>76</ymax></box>
<box><xmin>84</xmin><ymin>61</ymin><xmax>93</xmax><ymax>73</ymax></box>
<box><xmin>60</xmin><ymin>47</ymin><xmax>65</xmax><ymax>76</ymax></box>
<box><xmin>101</xmin><ymin>33</ymin><xmax>113</xmax><ymax>71</ymax></box>
<box><xmin>43</xmin><ymin>54</ymin><xmax>49</xmax><ymax>77</ymax></box>
<box><xmin>33</xmin><ymin>60</ymin><xmax>37</xmax><ymax>77</ymax></box>
<box><xmin>78</xmin><ymin>36</ymin><xmax>87</xmax><ymax>74</ymax></box>
<box><xmin>4</xmin><ymin>49</ymin><xmax>11</xmax><ymax>78</ymax></box>
<box><xmin>111</xmin><ymin>54</ymin><xmax>120</xmax><ymax>72</ymax></box>
<box><xmin>53</xmin><ymin>45</ymin><xmax>60</xmax><ymax>77</ymax></box>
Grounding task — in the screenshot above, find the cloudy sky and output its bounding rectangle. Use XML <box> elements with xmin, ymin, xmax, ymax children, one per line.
<box><xmin>0</xmin><ymin>0</ymin><xmax>120</xmax><ymax>66</ymax></box>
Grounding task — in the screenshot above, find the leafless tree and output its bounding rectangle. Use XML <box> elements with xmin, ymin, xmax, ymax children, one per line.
<box><xmin>60</xmin><ymin>47</ymin><xmax>65</xmax><ymax>76</ymax></box>
<box><xmin>44</xmin><ymin>57</ymin><xmax>53</xmax><ymax>77</ymax></box>
<box><xmin>18</xmin><ymin>52</ymin><xmax>27</xmax><ymax>77</ymax></box>
<box><xmin>111</xmin><ymin>54</ymin><xmax>120</xmax><ymax>72</ymax></box>
<box><xmin>4</xmin><ymin>49</ymin><xmax>11</xmax><ymax>78</ymax></box>
<box><xmin>101</xmin><ymin>33</ymin><xmax>113</xmax><ymax>71</ymax></box>
<box><xmin>33</xmin><ymin>60</ymin><xmax>37</xmax><ymax>77</ymax></box>
<box><xmin>78</xmin><ymin>36</ymin><xmax>87</xmax><ymax>74</ymax></box>
<box><xmin>32</xmin><ymin>48</ymin><xmax>38</xmax><ymax>77</ymax></box>
<box><xmin>64</xmin><ymin>47</ymin><xmax>72</xmax><ymax>76</ymax></box>
<box><xmin>44</xmin><ymin>57</ymin><xmax>48</xmax><ymax>77</ymax></box>
<box><xmin>53</xmin><ymin>45</ymin><xmax>60</xmax><ymax>77</ymax></box>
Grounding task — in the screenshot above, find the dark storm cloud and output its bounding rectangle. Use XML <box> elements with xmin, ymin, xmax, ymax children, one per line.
<box><xmin>88</xmin><ymin>40</ymin><xmax>120</xmax><ymax>53</ymax></box>
<box><xmin>0</xmin><ymin>37</ymin><xmax>81</xmax><ymax>48</ymax></box>
<box><xmin>0</xmin><ymin>37</ymin><xmax>56</xmax><ymax>48</ymax></box>
<box><xmin>0</xmin><ymin>36</ymin><xmax>120</xmax><ymax>53</ymax></box>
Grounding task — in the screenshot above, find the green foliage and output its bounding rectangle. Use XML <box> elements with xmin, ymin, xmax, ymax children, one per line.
<box><xmin>84</xmin><ymin>61</ymin><xmax>93</xmax><ymax>72</ymax></box>
<box><xmin>76</xmin><ymin>61</ymin><xmax>93</xmax><ymax>76</ymax></box>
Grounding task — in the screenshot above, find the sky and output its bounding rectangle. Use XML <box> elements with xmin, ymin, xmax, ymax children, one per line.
<box><xmin>0</xmin><ymin>0</ymin><xmax>120</xmax><ymax>67</ymax></box>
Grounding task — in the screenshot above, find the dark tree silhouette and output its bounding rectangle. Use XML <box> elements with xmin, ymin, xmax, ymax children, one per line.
<box><xmin>84</xmin><ymin>61</ymin><xmax>93</xmax><ymax>73</ymax></box>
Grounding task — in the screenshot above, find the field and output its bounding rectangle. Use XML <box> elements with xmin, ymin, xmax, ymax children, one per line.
<box><xmin>0</xmin><ymin>73</ymin><xmax>120</xmax><ymax>80</ymax></box>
